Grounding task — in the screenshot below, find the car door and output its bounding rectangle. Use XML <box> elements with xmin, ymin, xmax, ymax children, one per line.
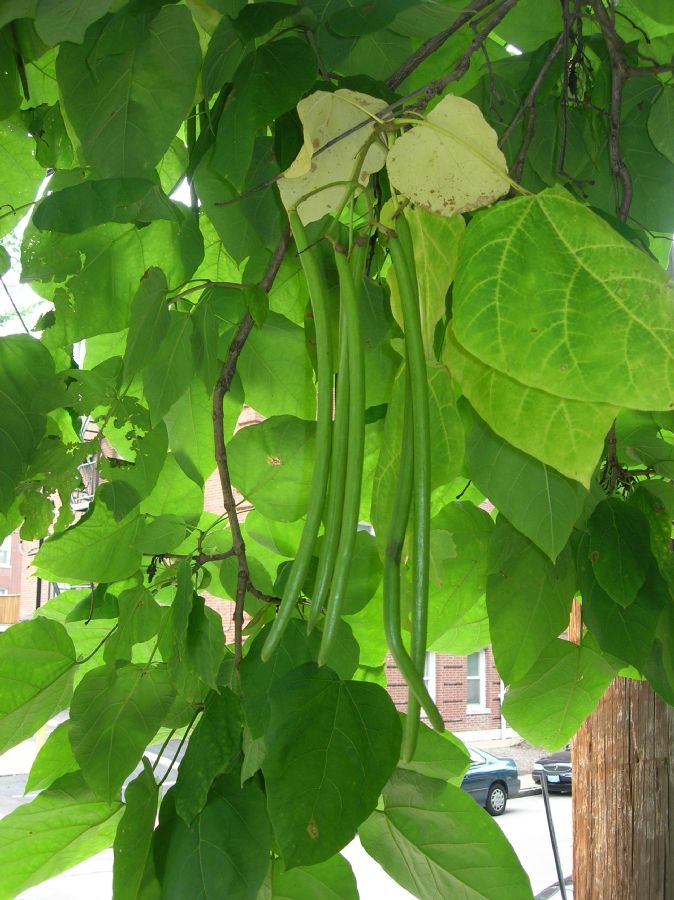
<box><xmin>462</xmin><ymin>747</ymin><xmax>490</xmax><ymax>804</ymax></box>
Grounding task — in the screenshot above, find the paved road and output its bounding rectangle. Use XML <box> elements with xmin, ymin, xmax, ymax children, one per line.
<box><xmin>497</xmin><ymin>792</ymin><xmax>573</xmax><ymax>897</ymax></box>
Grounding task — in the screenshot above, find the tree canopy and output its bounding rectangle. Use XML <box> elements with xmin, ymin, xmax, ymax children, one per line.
<box><xmin>0</xmin><ymin>1</ymin><xmax>673</xmax><ymax>897</ymax></box>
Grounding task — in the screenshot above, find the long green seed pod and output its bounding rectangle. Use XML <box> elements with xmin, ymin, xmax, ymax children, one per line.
<box><xmin>261</xmin><ymin>212</ymin><xmax>333</xmax><ymax>661</ymax></box>
<box><xmin>308</xmin><ymin>234</ymin><xmax>369</xmax><ymax>634</ymax></box>
<box><xmin>388</xmin><ymin>222</ymin><xmax>432</xmax><ymax>759</ymax></box>
<box><xmin>307</xmin><ymin>304</ymin><xmax>349</xmax><ymax>633</ymax></box>
<box><xmin>383</xmin><ymin>379</ymin><xmax>444</xmax><ymax>739</ymax></box>
<box><xmin>317</xmin><ymin>244</ymin><xmax>365</xmax><ymax>665</ymax></box>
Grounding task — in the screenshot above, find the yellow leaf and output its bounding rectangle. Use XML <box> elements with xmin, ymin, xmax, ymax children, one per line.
<box><xmin>278</xmin><ymin>89</ymin><xmax>388</xmax><ymax>224</ymax></box>
<box><xmin>387</xmin><ymin>94</ymin><xmax>510</xmax><ymax>217</ymax></box>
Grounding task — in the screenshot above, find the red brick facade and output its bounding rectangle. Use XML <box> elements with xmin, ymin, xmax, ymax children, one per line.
<box><xmin>386</xmin><ymin>648</ymin><xmax>505</xmax><ymax>735</ymax></box>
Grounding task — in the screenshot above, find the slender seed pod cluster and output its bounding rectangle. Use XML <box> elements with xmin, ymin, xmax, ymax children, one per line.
<box><xmin>262</xmin><ymin>206</ymin><xmax>442</xmax><ymax>754</ymax></box>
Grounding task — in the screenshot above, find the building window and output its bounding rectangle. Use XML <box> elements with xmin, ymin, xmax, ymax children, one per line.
<box><xmin>467</xmin><ymin>650</ymin><xmax>488</xmax><ymax>712</ymax></box>
<box><xmin>423</xmin><ymin>652</ymin><xmax>436</xmax><ymax>701</ymax></box>
<box><xmin>0</xmin><ymin>536</ymin><xmax>10</xmax><ymax>567</ymax></box>
<box><xmin>0</xmin><ymin>588</ymin><xmax>7</xmax><ymax>595</ymax></box>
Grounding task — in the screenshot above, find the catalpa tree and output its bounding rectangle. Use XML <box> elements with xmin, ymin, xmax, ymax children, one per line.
<box><xmin>0</xmin><ymin>1</ymin><xmax>673</xmax><ymax>898</ymax></box>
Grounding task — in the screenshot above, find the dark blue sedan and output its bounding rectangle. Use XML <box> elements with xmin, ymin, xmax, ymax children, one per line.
<box><xmin>460</xmin><ymin>745</ymin><xmax>520</xmax><ymax>816</ymax></box>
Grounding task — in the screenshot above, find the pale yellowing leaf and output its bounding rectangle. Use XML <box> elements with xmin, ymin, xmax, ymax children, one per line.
<box><xmin>444</xmin><ymin>328</ymin><xmax>617</xmax><ymax>486</ymax></box>
<box><xmin>386</xmin><ymin>205</ymin><xmax>464</xmax><ymax>355</ymax></box>
<box><xmin>387</xmin><ymin>94</ymin><xmax>510</xmax><ymax>217</ymax></box>
<box><xmin>278</xmin><ymin>89</ymin><xmax>388</xmax><ymax>224</ymax></box>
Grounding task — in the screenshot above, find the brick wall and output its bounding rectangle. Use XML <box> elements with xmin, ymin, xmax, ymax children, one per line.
<box><xmin>385</xmin><ymin>647</ymin><xmax>503</xmax><ymax>733</ymax></box>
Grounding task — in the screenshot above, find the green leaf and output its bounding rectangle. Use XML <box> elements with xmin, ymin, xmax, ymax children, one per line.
<box><xmin>425</xmin><ymin>501</ymin><xmax>493</xmax><ymax>645</ymax></box>
<box><xmin>262</xmin><ymin>853</ymin><xmax>359</xmax><ymax>899</ymax></box>
<box><xmin>0</xmin><ymin>618</ymin><xmax>76</xmax><ymax>755</ymax></box>
<box><xmin>0</xmin><ymin>30</ymin><xmax>21</xmax><ymax>118</ymax></box>
<box><xmin>173</xmin><ymin>689</ymin><xmax>242</xmax><ymax>825</ymax></box>
<box><xmin>240</xmin><ymin>620</ymin><xmax>316</xmax><ymax>739</ymax></box>
<box><xmin>427</xmin><ymin>363</ymin><xmax>465</xmax><ymax>490</ymax></box>
<box><xmin>445</xmin><ymin>328</ymin><xmax>616</xmax><ymax>486</ymax></box>
<box><xmin>34</xmin><ymin>501</ymin><xmax>144</xmax><ymax>583</ymax></box>
<box><xmin>328</xmin><ymin>0</ymin><xmax>416</xmax><ymax>36</ymax></box>
<box><xmin>112</xmin><ymin>759</ymin><xmax>159</xmax><ymax>900</ymax></box>
<box><xmin>25</xmin><ymin>721</ymin><xmax>78</xmax><ymax>793</ymax></box>
<box><xmin>33</xmin><ymin>178</ymin><xmax>176</xmax><ymax>233</ymax></box>
<box><xmin>387</xmin><ymin>93</ymin><xmax>510</xmax><ymax>217</ymax></box>
<box><xmin>359</xmin><ymin>769</ymin><xmax>533</xmax><ymax>900</ymax></box>
<box><xmin>155</xmin><ymin>774</ymin><xmax>271</xmax><ymax>900</ymax></box>
<box><xmin>34</xmin><ymin>0</ymin><xmax>110</xmax><ymax>44</ymax></box>
<box><xmin>244</xmin><ymin>283</ymin><xmax>269</xmax><ymax>328</ymax></box>
<box><xmin>0</xmin><ymin>115</ymin><xmax>45</xmax><ymax>238</ymax></box>
<box><xmin>453</xmin><ymin>188</ymin><xmax>674</xmax><ymax>411</ymax></box>
<box><xmin>142</xmin><ymin>311</ymin><xmax>194</xmax><ymax>424</ymax></box>
<box><xmin>487</xmin><ymin>517</ymin><xmax>575</xmax><ymax>684</ymax></box>
<box><xmin>397</xmin><ymin>719</ymin><xmax>470</xmax><ymax>783</ymax></box>
<box><xmin>580</xmin><ymin>556</ymin><xmax>666</xmax><ymax>671</ymax></box>
<box><xmin>0</xmin><ymin>334</ymin><xmax>55</xmax><ymax>513</ymax></box>
<box><xmin>165</xmin><ymin>377</ymin><xmax>216</xmax><ymax>486</ymax></box>
<box><xmin>228</xmin><ymin>415</ymin><xmax>316</xmax><ymax>522</ymax></box>
<box><xmin>498</xmin><ymin>0</ymin><xmax>563</xmax><ymax>50</ymax></box>
<box><xmin>123</xmin><ymin>267</ymin><xmax>170</xmax><ymax>383</ymax></box>
<box><xmin>387</xmin><ymin>210</ymin><xmax>464</xmax><ymax>355</ymax></box>
<box><xmin>465</xmin><ymin>408</ymin><xmax>588</xmax><ymax>561</ymax></box>
<box><xmin>57</xmin><ymin>6</ymin><xmax>201</xmax><ymax>177</ymax></box>
<box><xmin>262</xmin><ymin>663</ymin><xmax>401</xmax><ymax>867</ymax></box>
<box><xmin>586</xmin><ymin>498</ymin><xmax>652</xmax><ymax>608</ymax></box>
<box><xmin>140</xmin><ymin>452</ymin><xmax>204</xmax><ymax>525</ymax></box>
<box><xmin>643</xmin><ymin>601</ymin><xmax>674</xmax><ymax>706</ymax></box>
<box><xmin>195</xmin><ymin>140</ymin><xmax>282</xmax><ymax>265</ymax></box>
<box><xmin>502</xmin><ymin>639</ymin><xmax>614</xmax><ymax>749</ymax></box>
<box><xmin>101</xmin><ymin>423</ymin><xmax>168</xmax><ymax>504</ymax></box>
<box><xmin>69</xmin><ymin>662</ymin><xmax>175</xmax><ymax>799</ymax></box>
<box><xmin>202</xmin><ymin>14</ymin><xmax>248</xmax><ymax>98</ymax></box>
<box><xmin>238</xmin><ymin>312</ymin><xmax>315</xmax><ymax>419</ymax></box>
<box><xmin>0</xmin><ymin>772</ymin><xmax>122</xmax><ymax>900</ymax></box>
<box><xmin>104</xmin><ymin>585</ymin><xmax>163</xmax><ymax>665</ymax></box>
<box><xmin>24</xmin><ymin>217</ymin><xmax>202</xmax><ymax>345</ymax></box>
<box><xmin>650</xmin><ymin>86</ymin><xmax>674</xmax><ymax>164</ymax></box>
<box><xmin>212</xmin><ymin>37</ymin><xmax>318</xmax><ymax>189</ymax></box>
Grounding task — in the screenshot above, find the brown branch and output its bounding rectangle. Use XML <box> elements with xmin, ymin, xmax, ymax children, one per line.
<box><xmin>500</xmin><ymin>32</ymin><xmax>565</xmax><ymax>149</ymax></box>
<box><xmin>409</xmin><ymin>0</ymin><xmax>522</xmax><ymax>106</ymax></box>
<box><xmin>212</xmin><ymin>227</ymin><xmax>291</xmax><ymax>669</ymax></box>
<box><xmin>592</xmin><ymin>0</ymin><xmax>632</xmax><ymax>222</ymax></box>
<box><xmin>626</xmin><ymin>63</ymin><xmax>674</xmax><ymax>77</ymax></box>
<box><xmin>386</xmin><ymin>0</ymin><xmax>498</xmax><ymax>90</ymax></box>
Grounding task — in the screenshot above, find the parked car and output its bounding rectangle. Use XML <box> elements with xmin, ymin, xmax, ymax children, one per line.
<box><xmin>532</xmin><ymin>749</ymin><xmax>572</xmax><ymax>793</ymax></box>
<box><xmin>461</xmin><ymin>745</ymin><xmax>520</xmax><ymax>816</ymax></box>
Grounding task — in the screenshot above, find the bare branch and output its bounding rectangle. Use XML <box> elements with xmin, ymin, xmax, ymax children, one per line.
<box><xmin>500</xmin><ymin>32</ymin><xmax>565</xmax><ymax>149</ymax></box>
<box><xmin>212</xmin><ymin>227</ymin><xmax>291</xmax><ymax>668</ymax></box>
<box><xmin>592</xmin><ymin>0</ymin><xmax>632</xmax><ymax>222</ymax></box>
<box><xmin>386</xmin><ymin>0</ymin><xmax>498</xmax><ymax>90</ymax></box>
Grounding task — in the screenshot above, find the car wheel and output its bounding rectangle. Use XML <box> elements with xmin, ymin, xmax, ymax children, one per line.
<box><xmin>485</xmin><ymin>782</ymin><xmax>508</xmax><ymax>816</ymax></box>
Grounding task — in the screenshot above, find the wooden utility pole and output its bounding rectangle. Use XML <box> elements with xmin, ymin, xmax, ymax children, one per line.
<box><xmin>570</xmin><ymin>604</ymin><xmax>674</xmax><ymax>899</ymax></box>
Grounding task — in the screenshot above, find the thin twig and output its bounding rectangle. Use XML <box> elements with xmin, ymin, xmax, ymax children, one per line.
<box><xmin>169</xmin><ymin>280</ymin><xmax>244</xmax><ymax>301</ymax></box>
<box><xmin>212</xmin><ymin>228</ymin><xmax>291</xmax><ymax>669</ymax></box>
<box><xmin>386</xmin><ymin>0</ymin><xmax>498</xmax><ymax>90</ymax></box>
<box><xmin>592</xmin><ymin>0</ymin><xmax>632</xmax><ymax>221</ymax></box>
<box><xmin>500</xmin><ymin>32</ymin><xmax>565</xmax><ymax>148</ymax></box>
<box><xmin>157</xmin><ymin>709</ymin><xmax>201</xmax><ymax>787</ymax></box>
<box><xmin>1</xmin><ymin>276</ymin><xmax>30</xmax><ymax>334</ymax></box>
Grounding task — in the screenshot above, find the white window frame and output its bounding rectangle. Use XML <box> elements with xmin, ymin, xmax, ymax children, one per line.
<box><xmin>423</xmin><ymin>652</ymin><xmax>436</xmax><ymax>702</ymax></box>
<box><xmin>0</xmin><ymin>587</ymin><xmax>7</xmax><ymax>596</ymax></box>
<box><xmin>0</xmin><ymin>536</ymin><xmax>11</xmax><ymax>568</ymax></box>
<box><xmin>466</xmin><ymin>649</ymin><xmax>489</xmax><ymax>713</ymax></box>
